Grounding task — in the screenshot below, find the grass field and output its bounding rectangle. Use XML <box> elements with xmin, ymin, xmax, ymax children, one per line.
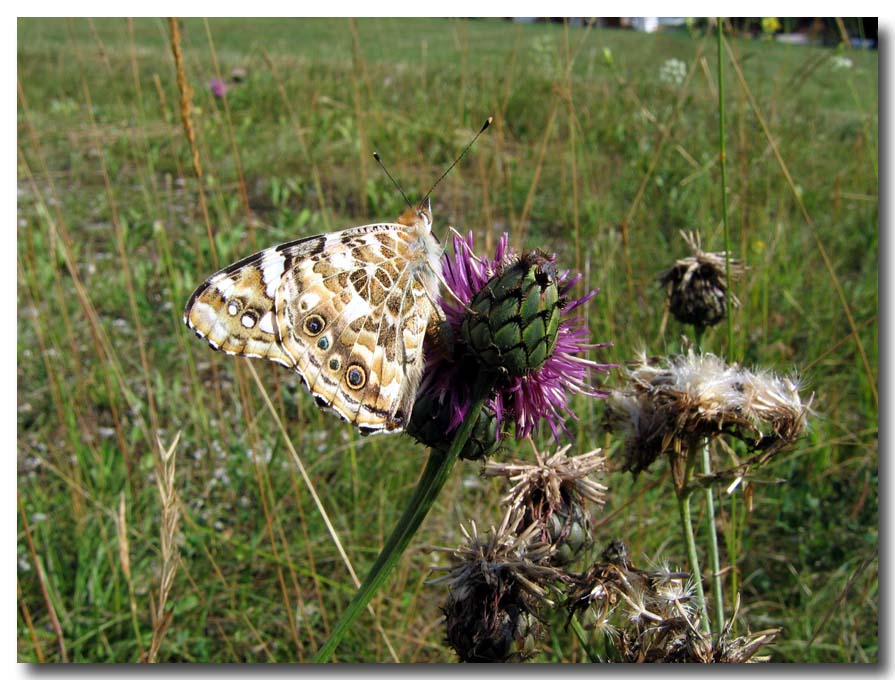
<box><xmin>17</xmin><ymin>17</ymin><xmax>878</xmax><ymax>662</ymax></box>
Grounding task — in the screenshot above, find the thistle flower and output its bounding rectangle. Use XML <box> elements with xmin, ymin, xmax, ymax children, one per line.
<box><xmin>484</xmin><ymin>444</ymin><xmax>607</xmax><ymax>566</ymax></box>
<box><xmin>432</xmin><ymin>510</ymin><xmax>564</xmax><ymax>662</ymax></box>
<box><xmin>209</xmin><ymin>78</ymin><xmax>228</xmax><ymax>98</ymax></box>
<box><xmin>605</xmin><ymin>350</ymin><xmax>812</xmax><ymax>491</ymax></box>
<box><xmin>410</xmin><ymin>232</ymin><xmax>612</xmax><ymax>445</ymax></box>
<box><xmin>658</xmin><ymin>231</ymin><xmax>744</xmax><ymax>331</ymax></box>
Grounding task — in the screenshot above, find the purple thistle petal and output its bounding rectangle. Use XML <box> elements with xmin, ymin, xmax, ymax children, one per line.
<box><xmin>420</xmin><ymin>231</ymin><xmax>614</xmax><ymax>441</ymax></box>
<box><xmin>209</xmin><ymin>78</ymin><xmax>228</xmax><ymax>98</ymax></box>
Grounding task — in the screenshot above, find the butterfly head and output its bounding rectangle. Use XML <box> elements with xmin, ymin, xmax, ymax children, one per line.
<box><xmin>396</xmin><ymin>197</ymin><xmax>433</xmax><ymax>234</ymax></box>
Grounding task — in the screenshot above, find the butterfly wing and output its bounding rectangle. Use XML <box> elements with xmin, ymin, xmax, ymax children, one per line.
<box><xmin>183</xmin><ymin>233</ymin><xmax>327</xmax><ymax>368</ymax></box>
<box><xmin>274</xmin><ymin>224</ymin><xmax>440</xmax><ymax>434</ymax></box>
<box><xmin>184</xmin><ymin>221</ymin><xmax>443</xmax><ymax>435</ymax></box>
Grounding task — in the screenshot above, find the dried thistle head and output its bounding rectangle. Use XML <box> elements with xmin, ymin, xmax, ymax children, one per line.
<box><xmin>711</xmin><ymin>596</ymin><xmax>780</xmax><ymax>663</ymax></box>
<box><xmin>566</xmin><ymin>542</ymin><xmax>777</xmax><ymax>662</ymax></box>
<box><xmin>433</xmin><ymin>510</ymin><xmax>564</xmax><ymax>662</ymax></box>
<box><xmin>484</xmin><ymin>444</ymin><xmax>608</xmax><ymax>565</ymax></box>
<box><xmin>566</xmin><ymin>542</ymin><xmax>692</xmax><ymax>625</ymax></box>
<box><xmin>658</xmin><ymin>231</ymin><xmax>745</xmax><ymax>331</ymax></box>
<box><xmin>605</xmin><ymin>350</ymin><xmax>813</xmax><ymax>491</ymax></box>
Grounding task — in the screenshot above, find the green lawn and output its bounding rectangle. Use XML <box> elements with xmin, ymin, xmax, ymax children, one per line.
<box><xmin>17</xmin><ymin>17</ymin><xmax>877</xmax><ymax>662</ymax></box>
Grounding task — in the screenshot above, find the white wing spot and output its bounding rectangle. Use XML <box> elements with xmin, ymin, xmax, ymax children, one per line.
<box><xmin>215</xmin><ymin>277</ymin><xmax>236</xmax><ymax>297</ymax></box>
<box><xmin>241</xmin><ymin>314</ymin><xmax>256</xmax><ymax>328</ymax></box>
<box><xmin>299</xmin><ymin>292</ymin><xmax>320</xmax><ymax>312</ymax></box>
<box><xmin>342</xmin><ymin>295</ymin><xmax>373</xmax><ymax>322</ymax></box>
<box><xmin>259</xmin><ymin>311</ymin><xmax>275</xmax><ymax>334</ymax></box>
<box><xmin>228</xmin><ymin>302</ymin><xmax>239</xmax><ymax>316</ymax></box>
<box><xmin>262</xmin><ymin>253</ymin><xmax>286</xmax><ymax>298</ymax></box>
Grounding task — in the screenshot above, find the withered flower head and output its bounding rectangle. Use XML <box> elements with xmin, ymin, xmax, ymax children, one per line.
<box><xmin>565</xmin><ymin>542</ymin><xmax>778</xmax><ymax>662</ymax></box>
<box><xmin>484</xmin><ymin>445</ymin><xmax>608</xmax><ymax>566</ymax></box>
<box><xmin>566</xmin><ymin>541</ymin><xmax>694</xmax><ymax>629</ymax></box>
<box><xmin>605</xmin><ymin>350</ymin><xmax>813</xmax><ymax>491</ymax></box>
<box><xmin>658</xmin><ymin>231</ymin><xmax>745</xmax><ymax>330</ymax></box>
<box><xmin>432</xmin><ymin>510</ymin><xmax>564</xmax><ymax>662</ymax></box>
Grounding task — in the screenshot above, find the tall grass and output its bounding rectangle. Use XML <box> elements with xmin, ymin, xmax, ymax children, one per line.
<box><xmin>17</xmin><ymin>18</ymin><xmax>877</xmax><ymax>662</ymax></box>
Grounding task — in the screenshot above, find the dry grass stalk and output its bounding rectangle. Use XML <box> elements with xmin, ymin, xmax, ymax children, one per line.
<box><xmin>116</xmin><ymin>492</ymin><xmax>145</xmax><ymax>658</ymax></box>
<box><xmin>145</xmin><ymin>432</ymin><xmax>183</xmax><ymax>663</ymax></box>
<box><xmin>167</xmin><ymin>16</ymin><xmax>218</xmax><ymax>269</ymax></box>
<box><xmin>17</xmin><ymin>493</ymin><xmax>67</xmax><ymax>662</ymax></box>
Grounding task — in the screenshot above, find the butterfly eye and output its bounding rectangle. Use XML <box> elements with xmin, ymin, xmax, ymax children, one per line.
<box><xmin>346</xmin><ymin>365</ymin><xmax>366</xmax><ymax>389</ymax></box>
<box><xmin>303</xmin><ymin>314</ymin><xmax>326</xmax><ymax>336</ymax></box>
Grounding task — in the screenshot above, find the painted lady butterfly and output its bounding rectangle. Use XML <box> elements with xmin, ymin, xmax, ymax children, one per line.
<box><xmin>183</xmin><ymin>200</ymin><xmax>443</xmax><ymax>435</ymax></box>
<box><xmin>184</xmin><ymin>117</ymin><xmax>491</xmax><ymax>435</ymax></box>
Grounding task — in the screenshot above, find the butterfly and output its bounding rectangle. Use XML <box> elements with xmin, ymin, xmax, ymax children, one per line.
<box><xmin>184</xmin><ymin>117</ymin><xmax>491</xmax><ymax>436</ymax></box>
<box><xmin>183</xmin><ymin>199</ymin><xmax>444</xmax><ymax>435</ymax></box>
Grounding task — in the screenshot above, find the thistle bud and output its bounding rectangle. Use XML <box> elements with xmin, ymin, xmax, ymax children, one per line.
<box><xmin>462</xmin><ymin>252</ymin><xmax>561</xmax><ymax>376</ymax></box>
<box><xmin>406</xmin><ymin>389</ymin><xmax>503</xmax><ymax>461</ymax></box>
<box><xmin>541</xmin><ymin>496</ymin><xmax>593</xmax><ymax>567</ymax></box>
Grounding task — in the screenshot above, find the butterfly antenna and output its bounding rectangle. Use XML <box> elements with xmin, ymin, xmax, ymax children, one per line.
<box><xmin>419</xmin><ymin>116</ymin><xmax>493</xmax><ymax>208</ymax></box>
<box><xmin>372</xmin><ymin>151</ymin><xmax>413</xmax><ymax>209</ymax></box>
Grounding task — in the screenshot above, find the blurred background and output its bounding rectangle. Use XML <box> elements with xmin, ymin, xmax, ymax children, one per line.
<box><xmin>17</xmin><ymin>17</ymin><xmax>877</xmax><ymax>662</ymax></box>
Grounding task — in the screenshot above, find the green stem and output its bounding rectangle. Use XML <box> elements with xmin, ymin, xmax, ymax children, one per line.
<box><xmin>701</xmin><ymin>443</ymin><xmax>725</xmax><ymax>636</ymax></box>
<box><xmin>569</xmin><ymin>614</ymin><xmax>599</xmax><ymax>663</ymax></box>
<box><xmin>717</xmin><ymin>18</ymin><xmax>734</xmax><ymax>361</ymax></box>
<box><xmin>700</xmin><ymin>18</ymin><xmax>730</xmax><ymax>638</ymax></box>
<box><xmin>676</xmin><ymin>459</ymin><xmax>710</xmax><ymax>635</ymax></box>
<box><xmin>314</xmin><ymin>376</ymin><xmax>493</xmax><ymax>662</ymax></box>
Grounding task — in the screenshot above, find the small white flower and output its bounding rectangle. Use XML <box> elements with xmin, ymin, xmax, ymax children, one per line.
<box><xmin>831</xmin><ymin>55</ymin><xmax>853</xmax><ymax>71</ymax></box>
<box><xmin>659</xmin><ymin>58</ymin><xmax>687</xmax><ymax>86</ymax></box>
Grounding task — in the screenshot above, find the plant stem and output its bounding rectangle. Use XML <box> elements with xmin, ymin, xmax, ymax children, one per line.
<box><xmin>701</xmin><ymin>443</ymin><xmax>725</xmax><ymax>636</ymax></box>
<box><xmin>676</xmin><ymin>457</ymin><xmax>710</xmax><ymax>635</ymax></box>
<box><xmin>717</xmin><ymin>18</ymin><xmax>734</xmax><ymax>360</ymax></box>
<box><xmin>708</xmin><ymin>15</ymin><xmax>730</xmax><ymax>638</ymax></box>
<box><xmin>569</xmin><ymin>614</ymin><xmax>599</xmax><ymax>663</ymax></box>
<box><xmin>314</xmin><ymin>376</ymin><xmax>493</xmax><ymax>662</ymax></box>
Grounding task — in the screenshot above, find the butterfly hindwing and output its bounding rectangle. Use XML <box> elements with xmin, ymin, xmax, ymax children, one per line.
<box><xmin>275</xmin><ymin>226</ymin><xmax>437</xmax><ymax>432</ymax></box>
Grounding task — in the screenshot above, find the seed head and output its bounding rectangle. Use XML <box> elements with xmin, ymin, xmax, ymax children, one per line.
<box><xmin>605</xmin><ymin>350</ymin><xmax>813</xmax><ymax>490</ymax></box>
<box><xmin>484</xmin><ymin>444</ymin><xmax>607</xmax><ymax>566</ymax></box>
<box><xmin>658</xmin><ymin>231</ymin><xmax>744</xmax><ymax>331</ymax></box>
<box><xmin>432</xmin><ymin>511</ymin><xmax>564</xmax><ymax>662</ymax></box>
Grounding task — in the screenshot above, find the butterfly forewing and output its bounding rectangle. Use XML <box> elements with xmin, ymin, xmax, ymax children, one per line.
<box><xmin>183</xmin><ymin>234</ymin><xmax>327</xmax><ymax>367</ymax></box>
